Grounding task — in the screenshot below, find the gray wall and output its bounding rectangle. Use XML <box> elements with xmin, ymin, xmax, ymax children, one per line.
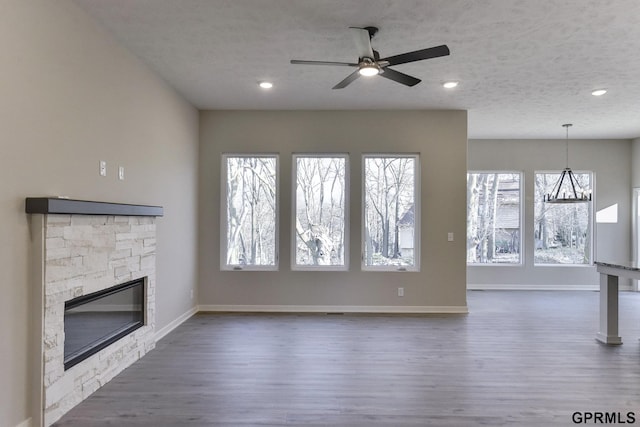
<box><xmin>0</xmin><ymin>1</ymin><xmax>199</xmax><ymax>426</ymax></box>
<box><xmin>632</xmin><ymin>138</ymin><xmax>640</xmax><ymax>187</ymax></box>
<box><xmin>631</xmin><ymin>138</ymin><xmax>640</xmax><ymax>270</ymax></box>
<box><xmin>468</xmin><ymin>139</ymin><xmax>632</xmax><ymax>288</ymax></box>
<box><xmin>199</xmin><ymin>110</ymin><xmax>468</xmax><ymax>310</ymax></box>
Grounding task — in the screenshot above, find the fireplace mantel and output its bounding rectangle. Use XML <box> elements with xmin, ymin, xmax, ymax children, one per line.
<box><xmin>25</xmin><ymin>197</ymin><xmax>163</xmax><ymax>217</ymax></box>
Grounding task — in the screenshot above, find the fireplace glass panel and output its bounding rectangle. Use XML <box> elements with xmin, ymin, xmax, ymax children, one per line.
<box><xmin>64</xmin><ymin>278</ymin><xmax>145</xmax><ymax>370</ymax></box>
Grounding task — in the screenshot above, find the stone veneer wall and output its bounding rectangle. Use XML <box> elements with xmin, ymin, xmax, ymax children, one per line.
<box><xmin>41</xmin><ymin>214</ymin><xmax>156</xmax><ymax>426</ymax></box>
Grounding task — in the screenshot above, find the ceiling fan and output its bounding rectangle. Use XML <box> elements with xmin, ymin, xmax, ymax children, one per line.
<box><xmin>290</xmin><ymin>26</ymin><xmax>450</xmax><ymax>89</ymax></box>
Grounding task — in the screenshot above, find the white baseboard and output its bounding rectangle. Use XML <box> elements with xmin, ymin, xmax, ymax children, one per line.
<box><xmin>198</xmin><ymin>304</ymin><xmax>468</xmax><ymax>314</ymax></box>
<box><xmin>467</xmin><ymin>283</ymin><xmax>634</xmax><ymax>291</ymax></box>
<box><xmin>15</xmin><ymin>418</ymin><xmax>31</xmax><ymax>427</ymax></box>
<box><xmin>154</xmin><ymin>306</ymin><xmax>198</xmax><ymax>342</ymax></box>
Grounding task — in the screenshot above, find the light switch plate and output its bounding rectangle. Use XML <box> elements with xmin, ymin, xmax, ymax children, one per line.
<box><xmin>118</xmin><ymin>166</ymin><xmax>125</xmax><ymax>180</ymax></box>
<box><xmin>448</xmin><ymin>232</ymin><xmax>454</xmax><ymax>242</ymax></box>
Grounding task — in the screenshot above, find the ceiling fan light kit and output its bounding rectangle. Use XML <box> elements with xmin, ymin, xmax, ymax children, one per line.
<box><xmin>358</xmin><ymin>60</ymin><xmax>380</xmax><ymax>76</ymax></box>
<box><xmin>290</xmin><ymin>26</ymin><xmax>450</xmax><ymax>89</ymax></box>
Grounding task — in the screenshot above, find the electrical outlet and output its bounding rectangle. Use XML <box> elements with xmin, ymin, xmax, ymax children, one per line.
<box><xmin>99</xmin><ymin>160</ymin><xmax>107</xmax><ymax>177</ymax></box>
<box><xmin>118</xmin><ymin>166</ymin><xmax>125</xmax><ymax>180</ymax></box>
<box><xmin>448</xmin><ymin>232</ymin><xmax>454</xmax><ymax>242</ymax></box>
<box><xmin>398</xmin><ymin>287</ymin><xmax>404</xmax><ymax>297</ymax></box>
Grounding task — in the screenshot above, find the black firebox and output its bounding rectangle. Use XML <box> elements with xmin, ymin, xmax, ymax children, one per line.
<box><xmin>64</xmin><ymin>278</ymin><xmax>145</xmax><ymax>370</ymax></box>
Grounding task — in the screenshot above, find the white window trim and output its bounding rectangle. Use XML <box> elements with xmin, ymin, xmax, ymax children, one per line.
<box><xmin>361</xmin><ymin>153</ymin><xmax>421</xmax><ymax>272</ymax></box>
<box><xmin>466</xmin><ymin>170</ymin><xmax>524</xmax><ymax>266</ymax></box>
<box><xmin>533</xmin><ymin>170</ymin><xmax>595</xmax><ymax>267</ymax></box>
<box><xmin>291</xmin><ymin>153</ymin><xmax>350</xmax><ymax>271</ymax></box>
<box><xmin>220</xmin><ymin>153</ymin><xmax>279</xmax><ymax>271</ymax></box>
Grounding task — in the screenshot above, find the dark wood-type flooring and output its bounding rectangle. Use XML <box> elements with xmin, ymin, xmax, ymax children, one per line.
<box><xmin>55</xmin><ymin>291</ymin><xmax>640</xmax><ymax>426</ymax></box>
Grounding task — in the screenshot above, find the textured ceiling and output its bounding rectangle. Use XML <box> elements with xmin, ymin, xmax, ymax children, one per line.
<box><xmin>72</xmin><ymin>0</ymin><xmax>640</xmax><ymax>139</ymax></box>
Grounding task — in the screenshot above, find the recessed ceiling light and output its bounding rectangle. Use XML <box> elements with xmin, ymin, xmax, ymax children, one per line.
<box><xmin>443</xmin><ymin>81</ymin><xmax>459</xmax><ymax>89</ymax></box>
<box><xmin>591</xmin><ymin>89</ymin><xmax>607</xmax><ymax>96</ymax></box>
<box><xmin>259</xmin><ymin>81</ymin><xmax>273</xmax><ymax>89</ymax></box>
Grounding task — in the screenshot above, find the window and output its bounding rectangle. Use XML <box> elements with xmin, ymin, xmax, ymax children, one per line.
<box><xmin>534</xmin><ymin>171</ymin><xmax>593</xmax><ymax>265</ymax></box>
<box><xmin>222</xmin><ymin>155</ymin><xmax>278</xmax><ymax>270</ymax></box>
<box><xmin>363</xmin><ymin>155</ymin><xmax>419</xmax><ymax>271</ymax></box>
<box><xmin>467</xmin><ymin>172</ymin><xmax>522</xmax><ymax>264</ymax></box>
<box><xmin>293</xmin><ymin>154</ymin><xmax>348</xmax><ymax>270</ymax></box>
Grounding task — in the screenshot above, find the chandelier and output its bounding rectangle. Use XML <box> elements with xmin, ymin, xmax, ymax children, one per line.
<box><xmin>543</xmin><ymin>124</ymin><xmax>592</xmax><ymax>204</ymax></box>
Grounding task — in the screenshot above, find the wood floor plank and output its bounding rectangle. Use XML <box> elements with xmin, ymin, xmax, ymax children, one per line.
<box><xmin>54</xmin><ymin>291</ymin><xmax>640</xmax><ymax>426</ymax></box>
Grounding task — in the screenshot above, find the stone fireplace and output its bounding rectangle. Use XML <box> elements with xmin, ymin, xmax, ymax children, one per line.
<box><xmin>27</xmin><ymin>198</ymin><xmax>163</xmax><ymax>427</ymax></box>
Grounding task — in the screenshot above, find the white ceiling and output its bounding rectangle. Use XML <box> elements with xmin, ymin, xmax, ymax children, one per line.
<box><xmin>72</xmin><ymin>0</ymin><xmax>640</xmax><ymax>139</ymax></box>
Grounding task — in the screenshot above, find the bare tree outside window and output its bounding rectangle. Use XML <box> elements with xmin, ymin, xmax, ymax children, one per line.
<box><xmin>534</xmin><ymin>172</ymin><xmax>592</xmax><ymax>265</ymax></box>
<box><xmin>467</xmin><ymin>172</ymin><xmax>521</xmax><ymax>264</ymax></box>
<box><xmin>363</xmin><ymin>155</ymin><xmax>418</xmax><ymax>270</ymax></box>
<box><xmin>294</xmin><ymin>155</ymin><xmax>347</xmax><ymax>268</ymax></box>
<box><xmin>223</xmin><ymin>155</ymin><xmax>277</xmax><ymax>269</ymax></box>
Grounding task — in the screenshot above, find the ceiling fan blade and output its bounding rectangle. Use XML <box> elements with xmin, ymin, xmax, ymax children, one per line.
<box><xmin>332</xmin><ymin>70</ymin><xmax>361</xmax><ymax>89</ymax></box>
<box><xmin>380</xmin><ymin>45</ymin><xmax>450</xmax><ymax>66</ymax></box>
<box><xmin>290</xmin><ymin>60</ymin><xmax>357</xmax><ymax>66</ymax></box>
<box><xmin>379</xmin><ymin>67</ymin><xmax>421</xmax><ymax>87</ymax></box>
<box><xmin>349</xmin><ymin>27</ymin><xmax>375</xmax><ymax>59</ymax></box>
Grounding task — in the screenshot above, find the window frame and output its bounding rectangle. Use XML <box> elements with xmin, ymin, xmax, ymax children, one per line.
<box><xmin>533</xmin><ymin>170</ymin><xmax>595</xmax><ymax>267</ymax></box>
<box><xmin>220</xmin><ymin>153</ymin><xmax>279</xmax><ymax>271</ymax></box>
<box><xmin>291</xmin><ymin>153</ymin><xmax>350</xmax><ymax>271</ymax></box>
<box><xmin>466</xmin><ymin>170</ymin><xmax>524</xmax><ymax>267</ymax></box>
<box><xmin>361</xmin><ymin>153</ymin><xmax>421</xmax><ymax>272</ymax></box>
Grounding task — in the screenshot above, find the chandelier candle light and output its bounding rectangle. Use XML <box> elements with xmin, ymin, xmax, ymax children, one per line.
<box><xmin>543</xmin><ymin>124</ymin><xmax>592</xmax><ymax>203</ymax></box>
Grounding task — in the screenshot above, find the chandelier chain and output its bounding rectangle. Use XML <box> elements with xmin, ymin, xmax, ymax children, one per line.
<box><xmin>563</xmin><ymin>123</ymin><xmax>572</xmax><ymax>169</ymax></box>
